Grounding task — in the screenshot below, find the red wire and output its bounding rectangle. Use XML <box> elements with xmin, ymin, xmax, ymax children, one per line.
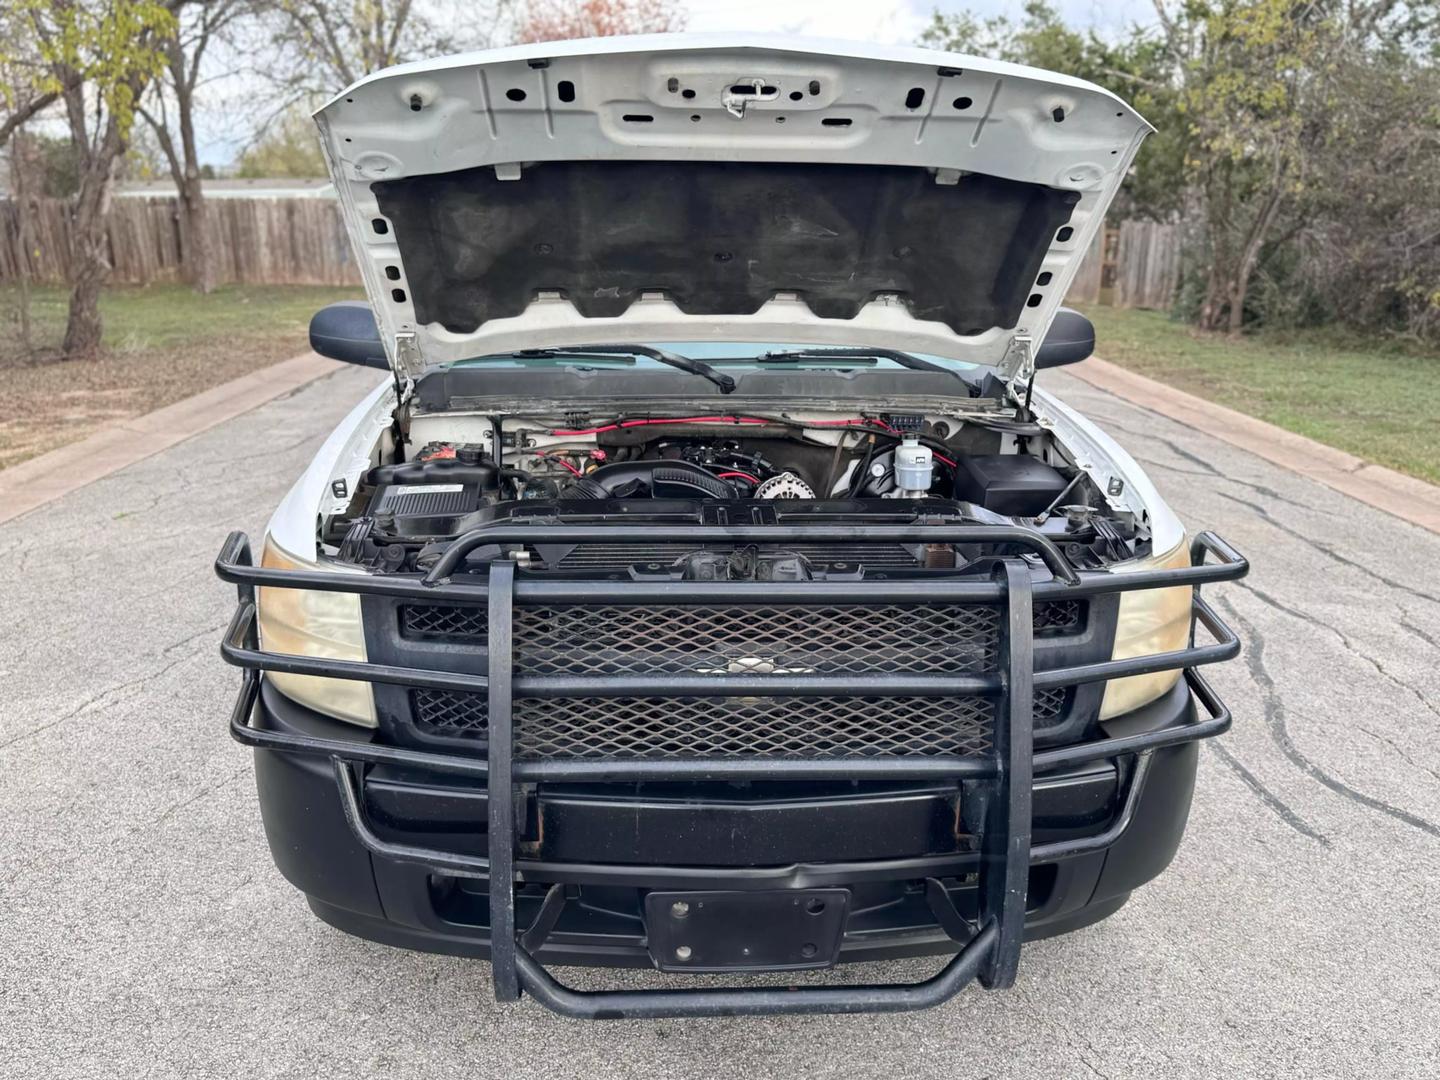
<box><xmin>550</xmin><ymin>415</ymin><xmax>774</xmax><ymax>436</ymax></box>
<box><xmin>716</xmin><ymin>471</ymin><xmax>760</xmax><ymax>484</ymax></box>
<box><xmin>551</xmin><ymin>415</ymin><xmax>912</xmax><ymax>437</ymax></box>
<box><xmin>536</xmin><ymin>451</ymin><xmax>583</xmax><ymax>477</ymax></box>
<box><xmin>546</xmin><ymin>415</ymin><xmax>953</xmax><ymax>468</ymax></box>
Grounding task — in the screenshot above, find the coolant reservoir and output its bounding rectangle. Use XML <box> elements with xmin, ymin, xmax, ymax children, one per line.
<box><xmin>894</xmin><ymin>435</ymin><xmax>933</xmax><ymax>496</ymax></box>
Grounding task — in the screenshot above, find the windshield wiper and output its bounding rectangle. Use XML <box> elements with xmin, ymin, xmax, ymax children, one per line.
<box><xmin>511</xmin><ymin>344</ymin><xmax>736</xmax><ymax>394</ymax></box>
<box><xmin>758</xmin><ymin>347</ymin><xmax>968</xmax><ymax>386</ymax></box>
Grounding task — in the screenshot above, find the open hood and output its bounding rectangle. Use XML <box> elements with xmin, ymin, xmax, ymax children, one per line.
<box><xmin>314</xmin><ymin>35</ymin><xmax>1150</xmax><ymax>381</ymax></box>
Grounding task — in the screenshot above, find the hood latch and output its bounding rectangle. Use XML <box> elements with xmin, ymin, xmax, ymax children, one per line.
<box><xmin>722</xmin><ymin>79</ymin><xmax>778</xmax><ymax>119</ymax></box>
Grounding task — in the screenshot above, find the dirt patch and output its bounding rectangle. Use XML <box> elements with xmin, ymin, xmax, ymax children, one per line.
<box><xmin>0</xmin><ymin>334</ymin><xmax>309</xmax><ymax>470</ymax></box>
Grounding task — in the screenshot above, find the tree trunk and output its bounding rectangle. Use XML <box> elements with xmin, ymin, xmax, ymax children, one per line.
<box><xmin>10</xmin><ymin>130</ymin><xmax>35</xmax><ymax>354</ymax></box>
<box><xmin>1226</xmin><ymin>280</ymin><xmax>1248</xmax><ymax>336</ymax></box>
<box><xmin>173</xmin><ymin>37</ymin><xmax>214</xmax><ymax>295</ymax></box>
<box><xmin>1195</xmin><ymin>166</ymin><xmax>1235</xmax><ymax>333</ymax></box>
<box><xmin>61</xmin><ymin>125</ymin><xmax>124</xmax><ymax>358</ymax></box>
<box><xmin>1226</xmin><ymin>183</ymin><xmax>1285</xmax><ymax>338</ymax></box>
<box><xmin>176</xmin><ymin>172</ymin><xmax>213</xmax><ymax>293</ymax></box>
<box><xmin>1197</xmin><ymin>264</ymin><xmax>1230</xmax><ymax>332</ymax></box>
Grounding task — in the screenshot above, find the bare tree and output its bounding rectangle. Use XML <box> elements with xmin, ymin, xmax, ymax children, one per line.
<box><xmin>139</xmin><ymin>0</ymin><xmax>248</xmax><ymax>294</ymax></box>
<box><xmin>253</xmin><ymin>0</ymin><xmax>500</xmax><ymax>101</ymax></box>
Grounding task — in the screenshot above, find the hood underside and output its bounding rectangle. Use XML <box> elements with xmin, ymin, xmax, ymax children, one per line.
<box><xmin>315</xmin><ymin>35</ymin><xmax>1150</xmax><ymax>379</ymax></box>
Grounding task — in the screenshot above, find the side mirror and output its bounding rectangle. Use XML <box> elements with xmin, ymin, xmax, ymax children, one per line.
<box><xmin>309</xmin><ymin>301</ymin><xmax>389</xmax><ymax>370</ymax></box>
<box><xmin>1034</xmin><ymin>307</ymin><xmax>1095</xmax><ymax>369</ymax></box>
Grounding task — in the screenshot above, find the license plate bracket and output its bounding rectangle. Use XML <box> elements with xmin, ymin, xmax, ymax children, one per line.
<box><xmin>644</xmin><ymin>888</ymin><xmax>850</xmax><ymax>973</ymax></box>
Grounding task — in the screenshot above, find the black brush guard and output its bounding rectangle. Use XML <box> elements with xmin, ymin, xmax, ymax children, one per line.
<box><xmin>216</xmin><ymin>524</ymin><xmax>1247</xmax><ymax>1018</ymax></box>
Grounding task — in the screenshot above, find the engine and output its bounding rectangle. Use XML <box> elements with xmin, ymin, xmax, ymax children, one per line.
<box><xmin>326</xmin><ymin>411</ymin><xmax>1143</xmax><ymax>577</ymax></box>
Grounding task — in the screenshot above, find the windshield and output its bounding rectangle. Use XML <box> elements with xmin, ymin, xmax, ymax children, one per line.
<box><xmin>449</xmin><ymin>342</ymin><xmax>983</xmax><ymax>371</ymax></box>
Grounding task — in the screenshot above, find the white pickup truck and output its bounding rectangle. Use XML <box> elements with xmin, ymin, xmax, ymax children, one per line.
<box><xmin>216</xmin><ymin>35</ymin><xmax>1248</xmax><ymax>1019</ymax></box>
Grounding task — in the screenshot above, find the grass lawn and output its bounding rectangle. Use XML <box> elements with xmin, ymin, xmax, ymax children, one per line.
<box><xmin>1080</xmin><ymin>306</ymin><xmax>1440</xmax><ymax>486</ymax></box>
<box><xmin>0</xmin><ymin>283</ymin><xmax>361</xmax><ymax>469</ymax></box>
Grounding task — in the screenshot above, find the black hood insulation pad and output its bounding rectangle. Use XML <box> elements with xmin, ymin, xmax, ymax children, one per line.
<box><xmin>371</xmin><ymin>160</ymin><xmax>1078</xmax><ymax>337</ymax></box>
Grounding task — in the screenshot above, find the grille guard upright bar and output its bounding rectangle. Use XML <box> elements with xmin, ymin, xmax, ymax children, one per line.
<box><xmin>217</xmin><ymin>524</ymin><xmax>1248</xmax><ymax>1018</ymax></box>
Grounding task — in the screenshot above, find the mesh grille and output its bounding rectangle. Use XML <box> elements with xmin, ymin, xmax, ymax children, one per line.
<box><xmin>408</xmin><ymin>687</ymin><xmax>1069</xmax><ymax>752</ymax></box>
<box><xmin>411</xmin><ymin>687</ymin><xmax>490</xmax><ymax>736</ymax></box>
<box><xmin>516</xmin><ymin>696</ymin><xmax>992</xmax><ymax>759</ymax></box>
<box><xmin>1033</xmin><ymin>599</ymin><xmax>1083</xmax><ymax>634</ymax></box>
<box><xmin>401</xmin><ymin>603</ymin><xmax>487</xmax><ymax>641</ymax></box>
<box><xmin>1034</xmin><ymin>686</ymin><xmax>1067</xmax><ymax>718</ymax></box>
<box><xmin>513</xmin><ymin>603</ymin><xmax>1000</xmax><ymax>677</ymax></box>
<box><xmin>401</xmin><ymin>598</ymin><xmax>1078</xmax><ymax>755</ymax></box>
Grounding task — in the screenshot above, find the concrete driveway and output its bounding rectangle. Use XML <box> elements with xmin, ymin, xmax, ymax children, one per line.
<box><xmin>2</xmin><ymin>365</ymin><xmax>1437</xmax><ymax>1078</ymax></box>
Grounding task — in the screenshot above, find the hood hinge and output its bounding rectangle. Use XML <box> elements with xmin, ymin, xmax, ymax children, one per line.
<box><xmin>1004</xmin><ymin>334</ymin><xmax>1035</xmax><ymax>383</ymax></box>
<box><xmin>394</xmin><ymin>331</ymin><xmax>426</xmax><ymax>380</ymax></box>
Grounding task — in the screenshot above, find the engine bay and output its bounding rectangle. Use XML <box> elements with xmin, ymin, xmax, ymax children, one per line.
<box><xmin>321</xmin><ymin>401</ymin><xmax>1150</xmax><ymax>580</ymax></box>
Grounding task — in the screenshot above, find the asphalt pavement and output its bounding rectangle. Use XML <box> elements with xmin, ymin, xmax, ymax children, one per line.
<box><xmin>2</xmin><ymin>364</ymin><xmax>1437</xmax><ymax>1078</ymax></box>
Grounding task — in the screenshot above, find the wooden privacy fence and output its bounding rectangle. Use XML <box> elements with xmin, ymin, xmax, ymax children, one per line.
<box><xmin>1</xmin><ymin>193</ymin><xmax>1181</xmax><ymax>309</ymax></box>
<box><xmin>1065</xmin><ymin>218</ymin><xmax>1181</xmax><ymax>310</ymax></box>
<box><xmin>0</xmin><ymin>195</ymin><xmax>358</xmax><ymax>287</ymax></box>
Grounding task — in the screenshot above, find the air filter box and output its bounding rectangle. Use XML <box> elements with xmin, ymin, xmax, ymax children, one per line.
<box><xmin>369</xmin><ymin>481</ymin><xmax>480</xmax><ymax>537</ymax></box>
<box><xmin>953</xmin><ymin>454</ymin><xmax>1069</xmax><ymax>516</ymax></box>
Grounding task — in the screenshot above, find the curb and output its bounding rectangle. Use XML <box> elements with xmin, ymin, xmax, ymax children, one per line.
<box><xmin>1070</xmin><ymin>356</ymin><xmax>1440</xmax><ymax>535</ymax></box>
<box><xmin>0</xmin><ymin>351</ymin><xmax>341</xmax><ymax>526</ymax></box>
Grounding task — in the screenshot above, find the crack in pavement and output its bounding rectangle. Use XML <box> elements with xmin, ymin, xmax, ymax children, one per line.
<box><xmin>3</xmin><ymin>590</ymin><xmax>221</xmax><ymax>667</ymax></box>
<box><xmin>1235</xmin><ymin>580</ymin><xmax>1440</xmax><ymax>724</ymax></box>
<box><xmin>1216</xmin><ymin>490</ymin><xmax>1440</xmax><ymax>608</ymax></box>
<box><xmin>161</xmin><ymin>621</ymin><xmax>227</xmax><ymax>657</ymax></box>
<box><xmin>1204</xmin><ymin>740</ymin><xmax>1331</xmax><ymax>846</ymax></box>
<box><xmin>1218</xmin><ymin>594</ymin><xmax>1440</xmax><ymax>840</ymax></box>
<box><xmin>1357</xmin><ymin>726</ymin><xmax>1440</xmax><ymax>786</ymax></box>
<box><xmin>1078</xmin><ymin>408</ymin><xmax>1317</xmax><ymax>512</ymax></box>
<box><xmin>0</xmin><ymin>634</ymin><xmax>215</xmax><ymax>755</ymax></box>
<box><xmin>1398</xmin><ymin>612</ymin><xmax>1440</xmax><ymax>650</ymax></box>
<box><xmin>189</xmin><ymin>431</ymin><xmax>324</xmax><ymax>468</ymax></box>
<box><xmin>147</xmin><ymin>764</ymin><xmax>253</xmax><ymax>829</ymax></box>
<box><xmin>106</xmin><ymin>477</ymin><xmax>196</xmax><ymax>522</ymax></box>
<box><xmin>1064</xmin><ymin>378</ymin><xmax>1366</xmax><ymax>496</ymax></box>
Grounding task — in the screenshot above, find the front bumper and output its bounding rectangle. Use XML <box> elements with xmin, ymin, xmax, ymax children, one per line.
<box><xmin>218</xmin><ymin>525</ymin><xmax>1248</xmax><ymax>1018</ymax></box>
<box><xmin>251</xmin><ymin>675</ymin><xmax>1203</xmax><ymax>966</ymax></box>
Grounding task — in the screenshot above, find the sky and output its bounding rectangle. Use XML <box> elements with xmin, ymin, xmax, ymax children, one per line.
<box><xmin>193</xmin><ymin>0</ymin><xmax>1160</xmax><ymax>168</ymax></box>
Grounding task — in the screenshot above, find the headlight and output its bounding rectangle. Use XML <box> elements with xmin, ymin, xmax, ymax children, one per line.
<box><xmin>256</xmin><ymin>536</ymin><xmax>376</xmax><ymax>727</ymax></box>
<box><xmin>1099</xmin><ymin>538</ymin><xmax>1192</xmax><ymax>720</ymax></box>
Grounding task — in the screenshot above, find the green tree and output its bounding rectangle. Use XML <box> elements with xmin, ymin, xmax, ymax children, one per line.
<box><xmin>1261</xmin><ymin>48</ymin><xmax>1440</xmax><ymax>340</ymax></box>
<box><xmin>1153</xmin><ymin>0</ymin><xmax>1440</xmax><ymax>335</ymax></box>
<box><xmin>11</xmin><ymin>0</ymin><xmax>178</xmax><ymax>356</ymax></box>
<box><xmin>1153</xmin><ymin>0</ymin><xmax>1336</xmax><ymax>334</ymax></box>
<box><xmin>921</xmin><ymin>0</ymin><xmax>1440</xmax><ymax>341</ymax></box>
